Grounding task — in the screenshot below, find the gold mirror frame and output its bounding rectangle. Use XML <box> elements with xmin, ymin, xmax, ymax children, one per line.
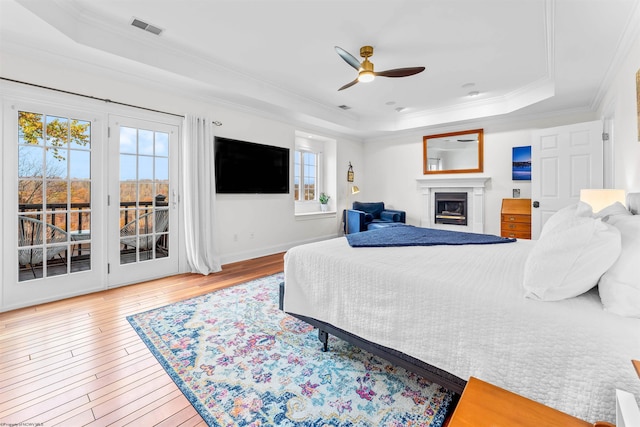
<box><xmin>423</xmin><ymin>129</ymin><xmax>484</xmax><ymax>174</ymax></box>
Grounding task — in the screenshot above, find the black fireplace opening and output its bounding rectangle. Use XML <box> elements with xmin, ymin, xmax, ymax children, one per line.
<box><xmin>434</xmin><ymin>192</ymin><xmax>467</xmax><ymax>226</ymax></box>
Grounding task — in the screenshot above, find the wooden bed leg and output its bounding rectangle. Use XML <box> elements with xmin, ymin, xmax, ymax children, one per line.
<box><xmin>318</xmin><ymin>329</ymin><xmax>329</xmax><ymax>352</ymax></box>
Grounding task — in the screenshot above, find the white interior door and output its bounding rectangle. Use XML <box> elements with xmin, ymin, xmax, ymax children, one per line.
<box><xmin>2</xmin><ymin>102</ymin><xmax>105</xmax><ymax>311</ymax></box>
<box><xmin>531</xmin><ymin>120</ymin><xmax>603</xmax><ymax>238</ymax></box>
<box><xmin>107</xmin><ymin>116</ymin><xmax>179</xmax><ymax>287</ymax></box>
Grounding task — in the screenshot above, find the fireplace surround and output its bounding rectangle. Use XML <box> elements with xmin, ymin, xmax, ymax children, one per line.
<box><xmin>416</xmin><ymin>175</ymin><xmax>490</xmax><ymax>233</ymax></box>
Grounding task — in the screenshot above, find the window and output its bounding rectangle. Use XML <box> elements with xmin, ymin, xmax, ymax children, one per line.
<box><xmin>294</xmin><ymin>150</ymin><xmax>319</xmax><ymax>201</ymax></box>
<box><xmin>294</xmin><ymin>131</ymin><xmax>336</xmax><ymax>216</ymax></box>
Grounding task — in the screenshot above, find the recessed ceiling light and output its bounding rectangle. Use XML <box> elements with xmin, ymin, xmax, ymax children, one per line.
<box><xmin>462</xmin><ymin>82</ymin><xmax>475</xmax><ymax>88</ymax></box>
<box><xmin>395</xmin><ymin>107</ymin><xmax>407</xmax><ymax>113</ymax></box>
<box><xmin>468</xmin><ymin>91</ymin><xmax>480</xmax><ymax>97</ymax></box>
<box><xmin>338</xmin><ymin>105</ymin><xmax>352</xmax><ymax>110</ymax></box>
<box><xmin>385</xmin><ymin>101</ymin><xmax>396</xmax><ymax>106</ymax></box>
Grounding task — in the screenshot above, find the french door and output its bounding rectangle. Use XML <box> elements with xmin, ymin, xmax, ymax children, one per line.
<box><xmin>2</xmin><ymin>102</ymin><xmax>105</xmax><ymax>310</ymax></box>
<box><xmin>2</xmin><ymin>99</ymin><xmax>181</xmax><ymax>311</ymax></box>
<box><xmin>106</xmin><ymin>116</ymin><xmax>179</xmax><ymax>286</ymax></box>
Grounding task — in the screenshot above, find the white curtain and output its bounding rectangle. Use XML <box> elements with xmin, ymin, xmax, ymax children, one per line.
<box><xmin>182</xmin><ymin>115</ymin><xmax>221</xmax><ymax>274</ymax></box>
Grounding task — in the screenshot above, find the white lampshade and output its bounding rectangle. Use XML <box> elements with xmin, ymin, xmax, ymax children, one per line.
<box><xmin>579</xmin><ymin>189</ymin><xmax>626</xmax><ymax>213</ymax></box>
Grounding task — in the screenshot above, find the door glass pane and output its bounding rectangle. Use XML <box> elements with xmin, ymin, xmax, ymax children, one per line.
<box><xmin>119</xmin><ymin>127</ymin><xmax>137</xmax><ymax>154</ymax></box>
<box><xmin>118</xmin><ymin>127</ymin><xmax>171</xmax><ymax>264</ymax></box>
<box><xmin>138</xmin><ymin>156</ymin><xmax>153</xmax><ymax>180</ymax></box>
<box><xmin>19</xmin><ymin>145</ymin><xmax>44</xmax><ymax>177</ymax></box>
<box><xmin>18</xmin><ymin>179</ymin><xmax>44</xmax><ymax>205</ymax></box>
<box><xmin>71</xmin><ymin>181</ymin><xmax>91</xmax><ymax>204</ymax></box>
<box><xmin>45</xmin><ymin>116</ymin><xmax>69</xmax><ymax>148</ymax></box>
<box><xmin>139</xmin><ymin>183</ymin><xmax>153</xmax><ymax>204</ymax></box>
<box><xmin>155</xmin><ymin>157</ymin><xmax>168</xmax><ymax>180</ymax></box>
<box><xmin>70</xmin><ymin>150</ymin><xmax>90</xmax><ymax>179</ymax></box>
<box><xmin>46</xmin><ymin>148</ymin><xmax>68</xmax><ymax>178</ymax></box>
<box><xmin>17</xmin><ymin>110</ymin><xmax>91</xmax><ymax>282</ymax></box>
<box><xmin>46</xmin><ymin>180</ymin><xmax>68</xmax><ymax>207</ymax></box>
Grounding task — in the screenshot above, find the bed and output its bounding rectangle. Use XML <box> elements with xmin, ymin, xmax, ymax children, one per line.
<box><xmin>281</xmin><ymin>194</ymin><xmax>640</xmax><ymax>423</ymax></box>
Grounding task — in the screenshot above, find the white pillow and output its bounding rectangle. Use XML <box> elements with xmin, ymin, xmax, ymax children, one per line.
<box><xmin>594</xmin><ymin>201</ymin><xmax>632</xmax><ymax>221</ymax></box>
<box><xmin>598</xmin><ymin>215</ymin><xmax>640</xmax><ymax>317</ymax></box>
<box><xmin>524</xmin><ymin>215</ymin><xmax>621</xmax><ymax>301</ymax></box>
<box><xmin>540</xmin><ymin>202</ymin><xmax>593</xmax><ymax>238</ymax></box>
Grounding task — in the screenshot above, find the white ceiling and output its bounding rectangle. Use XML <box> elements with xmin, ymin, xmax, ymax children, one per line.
<box><xmin>1</xmin><ymin>0</ymin><xmax>639</xmax><ymax>139</ymax></box>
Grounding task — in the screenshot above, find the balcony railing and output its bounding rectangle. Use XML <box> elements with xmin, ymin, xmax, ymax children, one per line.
<box><xmin>17</xmin><ymin>198</ymin><xmax>169</xmax><ymax>280</ymax></box>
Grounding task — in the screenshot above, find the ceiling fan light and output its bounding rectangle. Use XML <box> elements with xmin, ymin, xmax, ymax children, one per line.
<box><xmin>358</xmin><ymin>71</ymin><xmax>375</xmax><ymax>83</ymax></box>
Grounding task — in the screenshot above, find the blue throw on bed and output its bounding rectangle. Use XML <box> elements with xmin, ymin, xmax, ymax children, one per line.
<box><xmin>346</xmin><ymin>225</ymin><xmax>517</xmax><ymax>247</ymax></box>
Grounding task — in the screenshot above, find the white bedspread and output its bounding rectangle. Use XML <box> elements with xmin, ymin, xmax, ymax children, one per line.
<box><xmin>283</xmin><ymin>237</ymin><xmax>640</xmax><ymax>423</ymax></box>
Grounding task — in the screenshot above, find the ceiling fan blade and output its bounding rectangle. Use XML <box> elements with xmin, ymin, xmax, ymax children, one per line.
<box><xmin>338</xmin><ymin>78</ymin><xmax>359</xmax><ymax>91</ymax></box>
<box><xmin>335</xmin><ymin>46</ymin><xmax>361</xmax><ymax>71</ymax></box>
<box><xmin>375</xmin><ymin>66</ymin><xmax>426</xmax><ymax>78</ymax></box>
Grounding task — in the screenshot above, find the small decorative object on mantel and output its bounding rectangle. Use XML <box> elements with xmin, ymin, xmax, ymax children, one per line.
<box><xmin>319</xmin><ymin>192</ymin><xmax>330</xmax><ymax>211</ymax></box>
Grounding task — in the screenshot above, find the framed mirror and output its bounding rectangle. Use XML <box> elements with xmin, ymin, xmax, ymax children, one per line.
<box><xmin>423</xmin><ymin>129</ymin><xmax>483</xmax><ymax>174</ymax></box>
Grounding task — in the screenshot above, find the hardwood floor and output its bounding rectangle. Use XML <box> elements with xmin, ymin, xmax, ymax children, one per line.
<box><xmin>0</xmin><ymin>253</ymin><xmax>284</xmax><ymax>426</ymax></box>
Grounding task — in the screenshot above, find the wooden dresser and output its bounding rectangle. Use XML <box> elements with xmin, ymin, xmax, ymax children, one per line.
<box><xmin>501</xmin><ymin>198</ymin><xmax>531</xmax><ymax>239</ymax></box>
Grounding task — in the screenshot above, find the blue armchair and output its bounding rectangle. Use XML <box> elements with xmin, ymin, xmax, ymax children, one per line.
<box><xmin>345</xmin><ymin>201</ymin><xmax>406</xmax><ymax>234</ymax></box>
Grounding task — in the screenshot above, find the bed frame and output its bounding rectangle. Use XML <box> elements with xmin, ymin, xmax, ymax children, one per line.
<box><xmin>278</xmin><ymin>282</ymin><xmax>467</xmax><ymax>395</ymax></box>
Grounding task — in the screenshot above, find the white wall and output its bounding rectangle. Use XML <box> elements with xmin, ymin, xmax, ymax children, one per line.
<box><xmin>599</xmin><ymin>32</ymin><xmax>640</xmax><ymax>193</ymax></box>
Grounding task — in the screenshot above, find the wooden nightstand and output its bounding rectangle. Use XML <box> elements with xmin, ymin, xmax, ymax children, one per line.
<box><xmin>501</xmin><ymin>198</ymin><xmax>531</xmax><ymax>239</ymax></box>
<box><xmin>447</xmin><ymin>377</ymin><xmax>612</xmax><ymax>427</ymax></box>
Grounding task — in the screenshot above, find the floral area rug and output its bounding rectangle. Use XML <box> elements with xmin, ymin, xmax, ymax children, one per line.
<box><xmin>127</xmin><ymin>273</ymin><xmax>454</xmax><ymax>426</ymax></box>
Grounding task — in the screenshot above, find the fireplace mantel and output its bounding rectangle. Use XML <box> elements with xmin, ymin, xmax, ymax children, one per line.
<box><xmin>416</xmin><ymin>175</ymin><xmax>491</xmax><ymax>233</ymax></box>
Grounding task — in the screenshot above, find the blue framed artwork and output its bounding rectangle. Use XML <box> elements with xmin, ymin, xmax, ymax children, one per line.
<box><xmin>512</xmin><ymin>146</ymin><xmax>531</xmax><ymax>181</ymax></box>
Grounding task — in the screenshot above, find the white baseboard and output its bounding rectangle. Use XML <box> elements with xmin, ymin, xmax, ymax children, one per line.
<box><xmin>219</xmin><ymin>234</ymin><xmax>339</xmax><ymax>266</ymax></box>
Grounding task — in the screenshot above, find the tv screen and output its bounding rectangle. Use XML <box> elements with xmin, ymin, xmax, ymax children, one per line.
<box><xmin>214</xmin><ymin>137</ymin><xmax>290</xmax><ymax>194</ymax></box>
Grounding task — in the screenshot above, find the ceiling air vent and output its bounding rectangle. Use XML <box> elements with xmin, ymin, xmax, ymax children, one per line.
<box><xmin>338</xmin><ymin>105</ymin><xmax>352</xmax><ymax>110</ymax></box>
<box><xmin>130</xmin><ymin>18</ymin><xmax>163</xmax><ymax>36</ymax></box>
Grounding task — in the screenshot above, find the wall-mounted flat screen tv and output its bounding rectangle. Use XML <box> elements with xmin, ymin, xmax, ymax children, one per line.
<box><xmin>214</xmin><ymin>137</ymin><xmax>290</xmax><ymax>194</ymax></box>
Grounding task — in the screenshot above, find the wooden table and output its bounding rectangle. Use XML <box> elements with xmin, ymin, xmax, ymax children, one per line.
<box><xmin>447</xmin><ymin>377</ymin><xmax>597</xmax><ymax>427</ymax></box>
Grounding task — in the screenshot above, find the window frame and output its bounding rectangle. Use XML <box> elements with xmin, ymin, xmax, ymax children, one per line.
<box><xmin>294</xmin><ymin>148</ymin><xmax>322</xmax><ymax>203</ymax></box>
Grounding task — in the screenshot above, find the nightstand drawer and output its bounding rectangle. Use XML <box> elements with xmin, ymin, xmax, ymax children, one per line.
<box><xmin>501</xmin><ymin>214</ymin><xmax>530</xmax><ymax>223</ymax></box>
<box><xmin>502</xmin><ymin>222</ymin><xmax>531</xmax><ymax>232</ymax></box>
<box><xmin>502</xmin><ymin>230</ymin><xmax>531</xmax><ymax>239</ymax></box>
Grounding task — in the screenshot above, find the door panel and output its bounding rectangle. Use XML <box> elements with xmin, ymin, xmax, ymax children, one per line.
<box><xmin>107</xmin><ymin>116</ymin><xmax>179</xmax><ymax>286</ymax></box>
<box><xmin>3</xmin><ymin>103</ymin><xmax>104</xmax><ymax>310</ymax></box>
<box><xmin>531</xmin><ymin>120</ymin><xmax>603</xmax><ymax>238</ymax></box>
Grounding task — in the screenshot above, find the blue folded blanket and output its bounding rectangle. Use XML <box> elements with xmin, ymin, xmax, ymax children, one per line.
<box><xmin>346</xmin><ymin>225</ymin><xmax>516</xmax><ymax>247</ymax></box>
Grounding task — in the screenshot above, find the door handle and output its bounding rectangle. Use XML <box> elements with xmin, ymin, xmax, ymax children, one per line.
<box><xmin>533</xmin><ymin>201</ymin><xmax>540</xmax><ymax>208</ymax></box>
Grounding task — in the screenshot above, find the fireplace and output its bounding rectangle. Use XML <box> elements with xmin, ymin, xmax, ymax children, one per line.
<box><xmin>434</xmin><ymin>192</ymin><xmax>467</xmax><ymax>226</ymax></box>
<box><xmin>416</xmin><ymin>175</ymin><xmax>490</xmax><ymax>233</ymax></box>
